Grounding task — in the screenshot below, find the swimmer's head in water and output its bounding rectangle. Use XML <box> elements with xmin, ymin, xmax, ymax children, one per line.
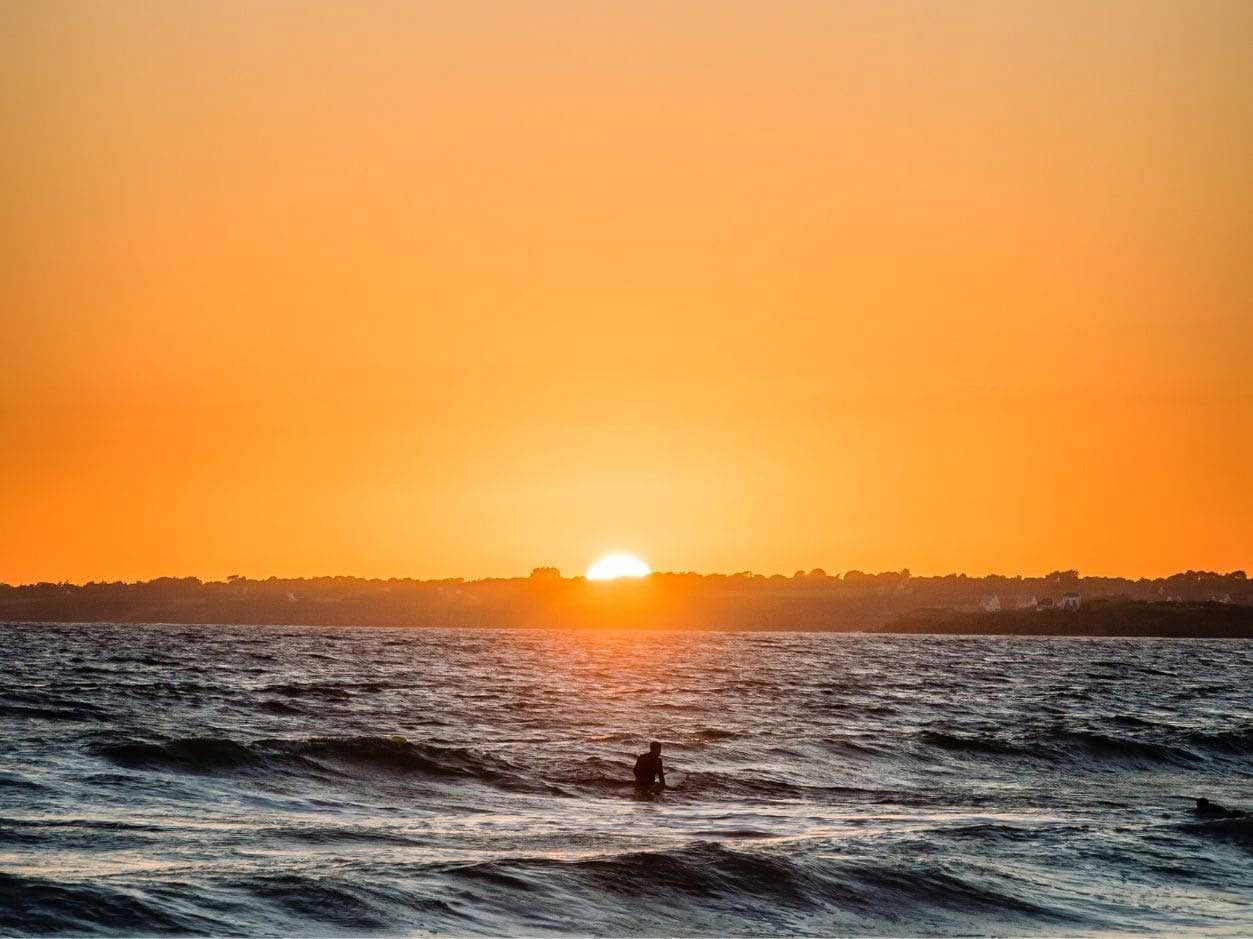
<box><xmin>649</xmin><ymin>741</ymin><xmax>662</xmax><ymax>754</ymax></box>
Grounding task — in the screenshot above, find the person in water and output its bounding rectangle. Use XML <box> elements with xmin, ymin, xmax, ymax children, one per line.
<box><xmin>633</xmin><ymin>741</ymin><xmax>666</xmax><ymax>789</ymax></box>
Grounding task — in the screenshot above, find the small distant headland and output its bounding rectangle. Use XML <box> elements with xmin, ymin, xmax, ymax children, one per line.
<box><xmin>1</xmin><ymin>569</ymin><xmax>1249</xmax><ymax>637</ymax></box>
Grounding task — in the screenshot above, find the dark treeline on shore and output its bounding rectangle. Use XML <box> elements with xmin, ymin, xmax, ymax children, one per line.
<box><xmin>1</xmin><ymin>568</ymin><xmax>1250</xmax><ymax>636</ymax></box>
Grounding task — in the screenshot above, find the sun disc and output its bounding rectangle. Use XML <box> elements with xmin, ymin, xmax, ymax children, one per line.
<box><xmin>586</xmin><ymin>553</ymin><xmax>652</xmax><ymax>581</ymax></box>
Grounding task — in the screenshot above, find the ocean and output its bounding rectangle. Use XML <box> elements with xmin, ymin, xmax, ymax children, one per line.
<box><xmin>1</xmin><ymin>623</ymin><xmax>1249</xmax><ymax>936</ymax></box>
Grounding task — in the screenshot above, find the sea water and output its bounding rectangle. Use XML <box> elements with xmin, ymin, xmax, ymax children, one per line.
<box><xmin>1</xmin><ymin>623</ymin><xmax>1250</xmax><ymax>936</ymax></box>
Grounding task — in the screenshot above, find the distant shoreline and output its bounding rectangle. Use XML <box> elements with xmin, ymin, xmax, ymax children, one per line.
<box><xmin>2</xmin><ymin>571</ymin><xmax>1249</xmax><ymax>637</ymax></box>
<box><xmin>878</xmin><ymin>600</ymin><xmax>1253</xmax><ymax>639</ymax></box>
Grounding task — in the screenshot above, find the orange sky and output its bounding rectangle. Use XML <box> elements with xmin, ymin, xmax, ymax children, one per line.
<box><xmin>2</xmin><ymin>1</ymin><xmax>1250</xmax><ymax>584</ymax></box>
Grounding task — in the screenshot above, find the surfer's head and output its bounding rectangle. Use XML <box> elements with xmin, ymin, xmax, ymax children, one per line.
<box><xmin>649</xmin><ymin>741</ymin><xmax>662</xmax><ymax>755</ymax></box>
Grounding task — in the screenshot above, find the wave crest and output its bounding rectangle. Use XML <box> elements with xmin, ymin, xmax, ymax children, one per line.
<box><xmin>88</xmin><ymin>734</ymin><xmax>559</xmax><ymax>794</ymax></box>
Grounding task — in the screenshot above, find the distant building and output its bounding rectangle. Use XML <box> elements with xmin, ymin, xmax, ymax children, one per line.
<box><xmin>1037</xmin><ymin>597</ymin><xmax>1056</xmax><ymax>610</ymax></box>
<box><xmin>982</xmin><ymin>595</ymin><xmax>1001</xmax><ymax>612</ymax></box>
<box><xmin>1059</xmin><ymin>592</ymin><xmax>1081</xmax><ymax>611</ymax></box>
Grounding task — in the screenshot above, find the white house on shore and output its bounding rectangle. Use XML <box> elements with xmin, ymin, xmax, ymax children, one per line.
<box><xmin>1036</xmin><ymin>593</ymin><xmax>1081</xmax><ymax>611</ymax></box>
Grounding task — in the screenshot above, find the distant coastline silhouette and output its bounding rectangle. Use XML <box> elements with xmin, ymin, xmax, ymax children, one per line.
<box><xmin>0</xmin><ymin>569</ymin><xmax>1249</xmax><ymax>636</ymax></box>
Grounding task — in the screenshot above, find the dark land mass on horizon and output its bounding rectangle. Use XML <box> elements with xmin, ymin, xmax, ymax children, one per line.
<box><xmin>879</xmin><ymin>598</ymin><xmax>1253</xmax><ymax>639</ymax></box>
<box><xmin>1</xmin><ymin>569</ymin><xmax>1250</xmax><ymax>637</ymax></box>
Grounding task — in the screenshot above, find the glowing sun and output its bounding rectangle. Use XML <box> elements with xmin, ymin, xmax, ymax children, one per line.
<box><xmin>586</xmin><ymin>552</ymin><xmax>652</xmax><ymax>581</ymax></box>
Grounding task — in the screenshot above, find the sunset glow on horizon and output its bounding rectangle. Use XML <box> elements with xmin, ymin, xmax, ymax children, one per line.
<box><xmin>586</xmin><ymin>554</ymin><xmax>653</xmax><ymax>582</ymax></box>
<box><xmin>2</xmin><ymin>1</ymin><xmax>1251</xmax><ymax>585</ymax></box>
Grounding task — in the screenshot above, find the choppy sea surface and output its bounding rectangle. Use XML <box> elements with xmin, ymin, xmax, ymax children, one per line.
<box><xmin>1</xmin><ymin>623</ymin><xmax>1250</xmax><ymax>937</ymax></box>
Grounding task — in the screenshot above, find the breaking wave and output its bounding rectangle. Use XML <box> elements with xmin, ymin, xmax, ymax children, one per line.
<box><xmin>89</xmin><ymin>734</ymin><xmax>555</xmax><ymax>792</ymax></box>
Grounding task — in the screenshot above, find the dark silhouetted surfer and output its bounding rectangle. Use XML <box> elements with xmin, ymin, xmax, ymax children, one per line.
<box><xmin>633</xmin><ymin>741</ymin><xmax>666</xmax><ymax>790</ymax></box>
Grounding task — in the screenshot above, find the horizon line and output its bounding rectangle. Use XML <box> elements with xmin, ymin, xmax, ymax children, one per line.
<box><xmin>3</xmin><ymin>566</ymin><xmax>1247</xmax><ymax>590</ymax></box>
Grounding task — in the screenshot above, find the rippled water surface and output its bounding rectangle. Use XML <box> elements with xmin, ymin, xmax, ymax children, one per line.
<box><xmin>1</xmin><ymin>623</ymin><xmax>1250</xmax><ymax>936</ymax></box>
